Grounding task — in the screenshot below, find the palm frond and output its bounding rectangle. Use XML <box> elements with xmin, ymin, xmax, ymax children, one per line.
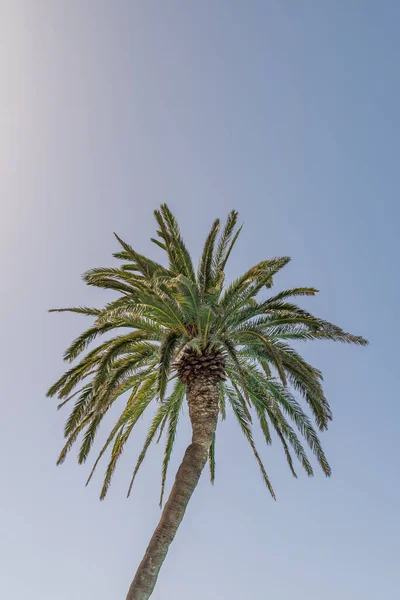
<box><xmin>233</xmin><ymin>327</ymin><xmax>287</xmax><ymax>386</ymax></box>
<box><xmin>226</xmin><ymin>387</ymin><xmax>276</xmax><ymax>499</ymax></box>
<box><xmin>159</xmin><ymin>204</ymin><xmax>196</xmax><ymax>281</ymax></box>
<box><xmin>49</xmin><ymin>306</ymin><xmax>102</xmax><ymax>317</ymax></box>
<box><xmin>209</xmin><ymin>433</ymin><xmax>216</xmax><ymax>484</ymax></box>
<box><xmin>198</xmin><ymin>219</ymin><xmax>220</xmax><ymax>299</ymax></box>
<box><xmin>62</xmin><ymin>323</ymin><xmax>117</xmax><ymax>363</ymax></box>
<box><xmin>113</xmin><ymin>233</ymin><xmax>170</xmax><ymax>280</ymax></box>
<box><xmin>159</xmin><ymin>381</ymin><xmax>185</xmax><ymax>506</ymax></box>
<box><xmin>86</xmin><ymin>376</ymin><xmax>158</xmax><ymax>490</ymax></box>
<box><xmin>98</xmin><ymin>378</ymin><xmax>158</xmax><ymax>499</ymax></box>
<box><xmin>218</xmin><ymin>383</ymin><xmax>227</xmax><ymax>420</ymax></box>
<box><xmin>219</xmin><ymin>224</ymin><xmax>243</xmax><ymax>273</ymax></box>
<box><xmin>126</xmin><ymin>398</ymin><xmax>173</xmax><ymax>497</ymax></box>
<box><xmin>158</xmin><ymin>331</ymin><xmax>181</xmax><ymax>400</ymax></box>
<box><xmin>212</xmin><ymin>210</ymin><xmax>238</xmax><ymax>288</ymax></box>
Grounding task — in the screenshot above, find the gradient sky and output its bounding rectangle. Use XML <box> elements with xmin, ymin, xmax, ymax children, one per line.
<box><xmin>1</xmin><ymin>2</ymin><xmax>399</xmax><ymax>598</ymax></box>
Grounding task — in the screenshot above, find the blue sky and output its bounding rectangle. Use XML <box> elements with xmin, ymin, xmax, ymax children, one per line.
<box><xmin>1</xmin><ymin>2</ymin><xmax>399</xmax><ymax>598</ymax></box>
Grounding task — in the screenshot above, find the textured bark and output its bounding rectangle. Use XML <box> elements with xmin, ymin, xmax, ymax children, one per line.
<box><xmin>125</xmin><ymin>375</ymin><xmax>219</xmax><ymax>600</ymax></box>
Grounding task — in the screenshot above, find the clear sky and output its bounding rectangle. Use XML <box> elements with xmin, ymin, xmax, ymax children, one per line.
<box><xmin>1</xmin><ymin>2</ymin><xmax>399</xmax><ymax>598</ymax></box>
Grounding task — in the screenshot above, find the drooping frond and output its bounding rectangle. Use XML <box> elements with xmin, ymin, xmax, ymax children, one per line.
<box><xmin>157</xmin><ymin>331</ymin><xmax>182</xmax><ymax>400</ymax></box>
<box><xmin>159</xmin><ymin>381</ymin><xmax>186</xmax><ymax>506</ymax></box>
<box><xmin>63</xmin><ymin>383</ymin><xmax>94</xmax><ymax>437</ymax></box>
<box><xmin>226</xmin><ymin>386</ymin><xmax>276</xmax><ymax>499</ymax></box>
<box><xmin>232</xmin><ymin>326</ymin><xmax>288</xmax><ymax>386</ymax></box>
<box><xmin>209</xmin><ymin>433</ymin><xmax>216</xmax><ymax>484</ymax></box>
<box><xmin>98</xmin><ymin>375</ymin><xmax>159</xmax><ymax>499</ymax></box>
<box><xmin>218</xmin><ymin>383</ymin><xmax>227</xmax><ymax>420</ymax></box>
<box><xmin>61</xmin><ymin>323</ymin><xmax>118</xmax><ymax>363</ymax></box>
<box><xmin>126</xmin><ymin>399</ymin><xmax>171</xmax><ymax>497</ymax></box>
<box><xmin>86</xmin><ymin>376</ymin><xmax>159</xmax><ymax>490</ymax></box>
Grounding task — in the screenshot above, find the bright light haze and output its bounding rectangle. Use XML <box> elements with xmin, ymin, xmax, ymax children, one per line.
<box><xmin>1</xmin><ymin>2</ymin><xmax>399</xmax><ymax>598</ymax></box>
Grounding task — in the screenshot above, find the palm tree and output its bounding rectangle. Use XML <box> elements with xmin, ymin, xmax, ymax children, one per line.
<box><xmin>48</xmin><ymin>205</ymin><xmax>367</xmax><ymax>600</ymax></box>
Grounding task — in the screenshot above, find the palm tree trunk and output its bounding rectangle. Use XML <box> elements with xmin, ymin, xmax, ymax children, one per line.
<box><xmin>125</xmin><ymin>375</ymin><xmax>219</xmax><ymax>600</ymax></box>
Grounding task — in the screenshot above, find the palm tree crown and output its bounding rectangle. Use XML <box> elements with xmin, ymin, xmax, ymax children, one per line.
<box><xmin>48</xmin><ymin>204</ymin><xmax>367</xmax><ymax>502</ymax></box>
